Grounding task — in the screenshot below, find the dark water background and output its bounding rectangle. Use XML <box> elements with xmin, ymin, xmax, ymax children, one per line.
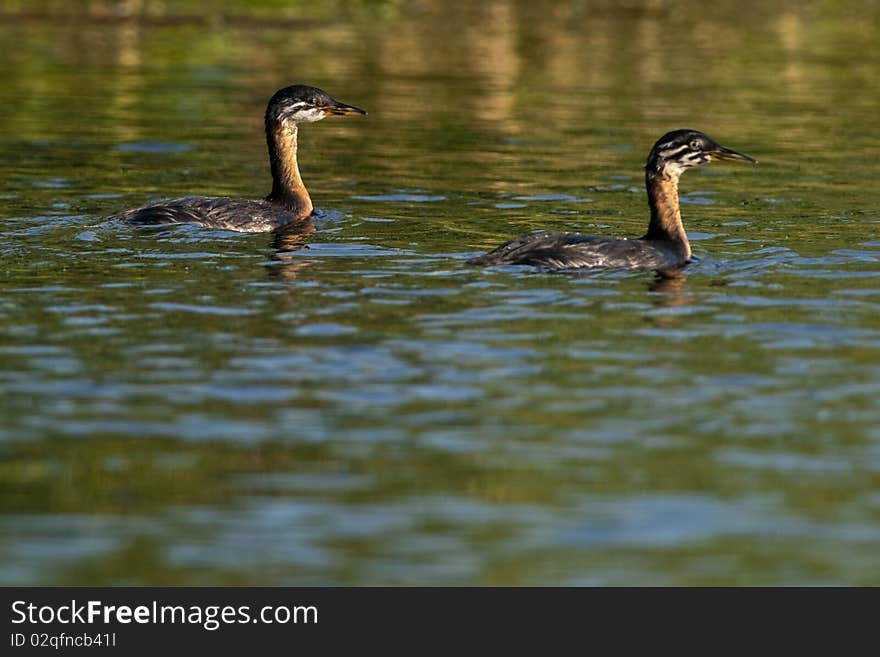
<box><xmin>2</xmin><ymin>0</ymin><xmax>880</xmax><ymax>584</ymax></box>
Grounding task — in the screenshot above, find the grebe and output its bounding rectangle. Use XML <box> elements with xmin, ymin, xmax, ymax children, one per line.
<box><xmin>108</xmin><ymin>85</ymin><xmax>366</xmax><ymax>233</ymax></box>
<box><xmin>467</xmin><ymin>130</ymin><xmax>755</xmax><ymax>271</ymax></box>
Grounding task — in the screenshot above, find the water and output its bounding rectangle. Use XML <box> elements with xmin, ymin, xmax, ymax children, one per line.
<box><xmin>2</xmin><ymin>1</ymin><xmax>880</xmax><ymax>585</ymax></box>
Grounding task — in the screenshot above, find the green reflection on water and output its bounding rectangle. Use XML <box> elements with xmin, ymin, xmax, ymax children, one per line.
<box><xmin>1</xmin><ymin>1</ymin><xmax>880</xmax><ymax>585</ymax></box>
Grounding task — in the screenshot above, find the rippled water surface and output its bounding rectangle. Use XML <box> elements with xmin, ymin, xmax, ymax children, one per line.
<box><xmin>2</xmin><ymin>1</ymin><xmax>880</xmax><ymax>585</ymax></box>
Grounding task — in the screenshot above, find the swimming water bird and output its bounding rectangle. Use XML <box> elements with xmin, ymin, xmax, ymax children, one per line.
<box><xmin>108</xmin><ymin>85</ymin><xmax>366</xmax><ymax>232</ymax></box>
<box><xmin>467</xmin><ymin>130</ymin><xmax>755</xmax><ymax>272</ymax></box>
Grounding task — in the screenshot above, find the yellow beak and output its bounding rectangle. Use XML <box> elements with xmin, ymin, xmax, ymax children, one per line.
<box><xmin>709</xmin><ymin>145</ymin><xmax>757</xmax><ymax>164</ymax></box>
<box><xmin>322</xmin><ymin>102</ymin><xmax>367</xmax><ymax>117</ymax></box>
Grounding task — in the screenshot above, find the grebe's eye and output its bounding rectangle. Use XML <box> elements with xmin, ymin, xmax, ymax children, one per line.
<box><xmin>689</xmin><ymin>139</ymin><xmax>702</xmax><ymax>151</ymax></box>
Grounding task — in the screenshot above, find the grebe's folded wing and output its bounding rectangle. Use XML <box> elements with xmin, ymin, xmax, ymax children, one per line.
<box><xmin>467</xmin><ymin>231</ymin><xmax>672</xmax><ymax>270</ymax></box>
<box><xmin>111</xmin><ymin>196</ymin><xmax>309</xmax><ymax>233</ymax></box>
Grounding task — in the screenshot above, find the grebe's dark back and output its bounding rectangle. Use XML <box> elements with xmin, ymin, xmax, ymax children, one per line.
<box><xmin>108</xmin><ymin>85</ymin><xmax>366</xmax><ymax>233</ymax></box>
<box><xmin>467</xmin><ymin>130</ymin><xmax>756</xmax><ymax>272</ymax></box>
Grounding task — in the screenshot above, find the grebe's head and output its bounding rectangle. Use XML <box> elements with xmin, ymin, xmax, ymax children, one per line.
<box><xmin>646</xmin><ymin>129</ymin><xmax>755</xmax><ymax>177</ymax></box>
<box><xmin>266</xmin><ymin>85</ymin><xmax>366</xmax><ymax>125</ymax></box>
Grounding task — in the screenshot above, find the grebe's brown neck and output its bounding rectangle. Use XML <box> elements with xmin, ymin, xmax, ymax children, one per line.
<box><xmin>643</xmin><ymin>164</ymin><xmax>690</xmax><ymax>260</ymax></box>
<box><xmin>266</xmin><ymin>119</ymin><xmax>313</xmax><ymax>218</ymax></box>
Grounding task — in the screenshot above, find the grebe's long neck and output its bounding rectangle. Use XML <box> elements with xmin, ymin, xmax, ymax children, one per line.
<box><xmin>266</xmin><ymin>119</ymin><xmax>313</xmax><ymax>218</ymax></box>
<box><xmin>643</xmin><ymin>165</ymin><xmax>690</xmax><ymax>260</ymax></box>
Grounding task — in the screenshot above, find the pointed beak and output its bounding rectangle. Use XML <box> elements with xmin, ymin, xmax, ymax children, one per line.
<box><xmin>322</xmin><ymin>101</ymin><xmax>367</xmax><ymax>117</ymax></box>
<box><xmin>709</xmin><ymin>145</ymin><xmax>757</xmax><ymax>164</ymax></box>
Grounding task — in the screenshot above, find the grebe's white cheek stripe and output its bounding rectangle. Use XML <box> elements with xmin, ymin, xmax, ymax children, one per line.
<box><xmin>292</xmin><ymin>107</ymin><xmax>328</xmax><ymax>123</ymax></box>
<box><xmin>658</xmin><ymin>144</ymin><xmax>689</xmax><ymax>160</ymax></box>
<box><xmin>662</xmin><ymin>161</ymin><xmax>687</xmax><ymax>177</ymax></box>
